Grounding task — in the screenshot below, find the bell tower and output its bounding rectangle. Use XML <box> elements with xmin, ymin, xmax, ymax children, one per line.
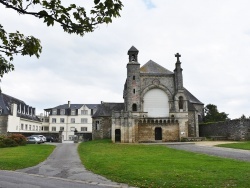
<box><xmin>125</xmin><ymin>46</ymin><xmax>141</xmax><ymax>112</ymax></box>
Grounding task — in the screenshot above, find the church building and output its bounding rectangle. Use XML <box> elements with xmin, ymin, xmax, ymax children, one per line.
<box><xmin>92</xmin><ymin>46</ymin><xmax>204</xmax><ymax>143</ymax></box>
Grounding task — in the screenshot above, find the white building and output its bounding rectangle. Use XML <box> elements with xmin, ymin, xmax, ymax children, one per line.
<box><xmin>0</xmin><ymin>92</ymin><xmax>42</xmax><ymax>134</ymax></box>
<box><xmin>43</xmin><ymin>101</ymin><xmax>98</xmax><ymax>141</ymax></box>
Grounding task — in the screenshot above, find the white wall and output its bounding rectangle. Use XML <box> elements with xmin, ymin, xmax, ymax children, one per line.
<box><xmin>49</xmin><ymin>105</ymin><xmax>93</xmax><ymax>140</ymax></box>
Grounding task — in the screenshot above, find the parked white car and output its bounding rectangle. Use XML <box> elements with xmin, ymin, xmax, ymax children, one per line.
<box><xmin>31</xmin><ymin>135</ymin><xmax>46</xmax><ymax>143</ymax></box>
<box><xmin>27</xmin><ymin>136</ymin><xmax>42</xmax><ymax>144</ymax></box>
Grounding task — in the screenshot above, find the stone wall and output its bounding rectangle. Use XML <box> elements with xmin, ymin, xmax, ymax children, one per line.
<box><xmin>199</xmin><ymin>119</ymin><xmax>250</xmax><ymax>140</ymax></box>
<box><xmin>138</xmin><ymin>122</ymin><xmax>179</xmax><ymax>142</ymax></box>
<box><xmin>92</xmin><ymin>117</ymin><xmax>112</xmax><ymax>140</ymax></box>
<box><xmin>0</xmin><ymin>116</ymin><xmax>8</xmax><ymax>134</ymax></box>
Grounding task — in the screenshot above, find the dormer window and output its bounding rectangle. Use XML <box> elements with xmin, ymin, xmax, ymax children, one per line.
<box><xmin>71</xmin><ymin>110</ymin><xmax>76</xmax><ymax>115</ymax></box>
<box><xmin>60</xmin><ymin>109</ymin><xmax>65</xmax><ymax>115</ymax></box>
<box><xmin>52</xmin><ymin>109</ymin><xmax>57</xmax><ymax>115</ymax></box>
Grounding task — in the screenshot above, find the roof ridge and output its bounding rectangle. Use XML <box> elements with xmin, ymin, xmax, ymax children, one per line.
<box><xmin>140</xmin><ymin>60</ymin><xmax>174</xmax><ymax>74</ymax></box>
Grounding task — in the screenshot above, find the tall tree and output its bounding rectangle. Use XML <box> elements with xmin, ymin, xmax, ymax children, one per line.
<box><xmin>204</xmin><ymin>104</ymin><xmax>229</xmax><ymax>123</ymax></box>
<box><xmin>0</xmin><ymin>0</ymin><xmax>123</xmax><ymax>78</ymax></box>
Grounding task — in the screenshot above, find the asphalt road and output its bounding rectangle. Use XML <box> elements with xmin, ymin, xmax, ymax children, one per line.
<box><xmin>5</xmin><ymin>143</ymin><xmax>131</xmax><ymax>188</ymax></box>
<box><xmin>167</xmin><ymin>144</ymin><xmax>250</xmax><ymax>162</ymax></box>
<box><xmin>0</xmin><ymin>170</ymin><xmax>120</xmax><ymax>188</ymax></box>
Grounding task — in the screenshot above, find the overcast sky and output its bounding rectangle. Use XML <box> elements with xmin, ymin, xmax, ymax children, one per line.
<box><xmin>0</xmin><ymin>0</ymin><xmax>249</xmax><ymax>119</ymax></box>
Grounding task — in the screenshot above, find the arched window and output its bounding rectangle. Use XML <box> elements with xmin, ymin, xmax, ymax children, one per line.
<box><xmin>179</xmin><ymin>96</ymin><xmax>184</xmax><ymax>110</ymax></box>
<box><xmin>132</xmin><ymin>104</ymin><xmax>137</xmax><ymax>111</ymax></box>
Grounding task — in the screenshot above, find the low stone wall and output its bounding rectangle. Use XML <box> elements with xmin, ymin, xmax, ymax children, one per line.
<box><xmin>199</xmin><ymin>119</ymin><xmax>250</xmax><ymax>140</ymax></box>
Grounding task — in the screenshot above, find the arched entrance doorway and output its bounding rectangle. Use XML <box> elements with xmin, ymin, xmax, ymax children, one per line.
<box><xmin>115</xmin><ymin>129</ymin><xmax>121</xmax><ymax>142</ymax></box>
<box><xmin>155</xmin><ymin>127</ymin><xmax>162</xmax><ymax>140</ymax></box>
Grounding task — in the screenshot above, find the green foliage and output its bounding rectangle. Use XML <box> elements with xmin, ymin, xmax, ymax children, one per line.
<box><xmin>0</xmin><ymin>0</ymin><xmax>123</xmax><ymax>78</ymax></box>
<box><xmin>204</xmin><ymin>104</ymin><xmax>229</xmax><ymax>123</ymax></box>
<box><xmin>0</xmin><ymin>25</ymin><xmax>42</xmax><ymax>78</ymax></box>
<box><xmin>0</xmin><ymin>134</ymin><xmax>26</xmax><ymax>148</ymax></box>
<box><xmin>0</xmin><ymin>144</ymin><xmax>55</xmax><ymax>170</ymax></box>
<box><xmin>78</xmin><ymin>140</ymin><xmax>250</xmax><ymax>188</ymax></box>
<box><xmin>8</xmin><ymin>134</ymin><xmax>27</xmax><ymax>146</ymax></box>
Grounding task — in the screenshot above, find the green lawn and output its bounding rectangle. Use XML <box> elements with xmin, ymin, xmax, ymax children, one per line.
<box><xmin>78</xmin><ymin>140</ymin><xmax>250</xmax><ymax>188</ymax></box>
<box><xmin>0</xmin><ymin>144</ymin><xmax>55</xmax><ymax>170</ymax></box>
<box><xmin>216</xmin><ymin>141</ymin><xmax>250</xmax><ymax>150</ymax></box>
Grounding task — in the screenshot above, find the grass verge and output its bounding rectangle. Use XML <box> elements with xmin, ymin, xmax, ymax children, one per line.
<box><xmin>78</xmin><ymin>140</ymin><xmax>250</xmax><ymax>188</ymax></box>
<box><xmin>0</xmin><ymin>144</ymin><xmax>55</xmax><ymax>170</ymax></box>
<box><xmin>216</xmin><ymin>141</ymin><xmax>250</xmax><ymax>150</ymax></box>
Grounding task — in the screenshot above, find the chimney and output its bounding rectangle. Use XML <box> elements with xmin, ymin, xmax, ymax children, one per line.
<box><xmin>68</xmin><ymin>101</ymin><xmax>71</xmax><ymax>108</ymax></box>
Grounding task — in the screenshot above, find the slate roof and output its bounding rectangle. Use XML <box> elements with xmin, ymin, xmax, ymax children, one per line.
<box><xmin>140</xmin><ymin>60</ymin><xmax>174</xmax><ymax>75</ymax></box>
<box><xmin>92</xmin><ymin>102</ymin><xmax>124</xmax><ymax>118</ymax></box>
<box><xmin>184</xmin><ymin>88</ymin><xmax>204</xmax><ymax>105</ymax></box>
<box><xmin>128</xmin><ymin>46</ymin><xmax>139</xmax><ymax>53</ymax></box>
<box><xmin>0</xmin><ymin>92</ymin><xmax>41</xmax><ymax>122</ymax></box>
<box><xmin>44</xmin><ymin>103</ymin><xmax>99</xmax><ymax>111</ymax></box>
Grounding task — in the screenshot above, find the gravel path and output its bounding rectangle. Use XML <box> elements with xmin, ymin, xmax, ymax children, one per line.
<box><xmin>17</xmin><ymin>143</ymin><xmax>130</xmax><ymax>188</ymax></box>
<box><xmin>167</xmin><ymin>143</ymin><xmax>250</xmax><ymax>162</ymax></box>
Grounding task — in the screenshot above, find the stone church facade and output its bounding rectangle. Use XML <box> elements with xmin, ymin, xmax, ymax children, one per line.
<box><xmin>110</xmin><ymin>46</ymin><xmax>204</xmax><ymax>143</ymax></box>
<box><xmin>92</xmin><ymin>46</ymin><xmax>203</xmax><ymax>143</ymax></box>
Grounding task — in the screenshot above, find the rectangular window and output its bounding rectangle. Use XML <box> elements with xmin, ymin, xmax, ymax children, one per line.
<box><xmin>81</xmin><ymin>110</ymin><xmax>88</xmax><ymax>115</ymax></box>
<box><xmin>71</xmin><ymin>118</ymin><xmax>75</xmax><ymax>123</ymax></box>
<box><xmin>33</xmin><ymin>125</ymin><xmax>35</xmax><ymax>130</ymax></box>
<box><xmin>21</xmin><ymin>124</ymin><xmax>24</xmax><ymax>130</ymax></box>
<box><xmin>29</xmin><ymin>125</ymin><xmax>31</xmax><ymax>130</ymax></box>
<box><xmin>60</xmin><ymin>118</ymin><xmax>65</xmax><ymax>123</ymax></box>
<box><xmin>52</xmin><ymin>109</ymin><xmax>57</xmax><ymax>115</ymax></box>
<box><xmin>60</xmin><ymin>127</ymin><xmax>64</xmax><ymax>131</ymax></box>
<box><xmin>70</xmin><ymin>127</ymin><xmax>75</xmax><ymax>131</ymax></box>
<box><xmin>81</xmin><ymin>127</ymin><xmax>87</xmax><ymax>131</ymax></box>
<box><xmin>60</xmin><ymin>109</ymin><xmax>65</xmax><ymax>115</ymax></box>
<box><xmin>71</xmin><ymin>110</ymin><xmax>76</xmax><ymax>115</ymax></box>
<box><xmin>81</xmin><ymin>118</ymin><xmax>88</xmax><ymax>123</ymax></box>
<box><xmin>36</xmin><ymin>126</ymin><xmax>38</xmax><ymax>131</ymax></box>
<box><xmin>44</xmin><ymin>126</ymin><xmax>49</xmax><ymax>131</ymax></box>
<box><xmin>25</xmin><ymin>124</ymin><xmax>28</xmax><ymax>130</ymax></box>
<box><xmin>52</xmin><ymin>127</ymin><xmax>56</xmax><ymax>131</ymax></box>
<box><xmin>95</xmin><ymin>121</ymin><xmax>100</xmax><ymax>130</ymax></box>
<box><xmin>52</xmin><ymin>118</ymin><xmax>56</xmax><ymax>123</ymax></box>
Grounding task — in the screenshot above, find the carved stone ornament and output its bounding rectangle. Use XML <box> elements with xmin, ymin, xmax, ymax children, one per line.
<box><xmin>152</xmin><ymin>79</ymin><xmax>160</xmax><ymax>85</ymax></box>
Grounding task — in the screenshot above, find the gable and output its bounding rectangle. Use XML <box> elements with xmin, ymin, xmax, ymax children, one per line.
<box><xmin>140</xmin><ymin>60</ymin><xmax>174</xmax><ymax>75</ymax></box>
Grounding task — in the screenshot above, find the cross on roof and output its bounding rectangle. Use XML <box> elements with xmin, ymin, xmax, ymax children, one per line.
<box><xmin>175</xmin><ymin>53</ymin><xmax>181</xmax><ymax>62</ymax></box>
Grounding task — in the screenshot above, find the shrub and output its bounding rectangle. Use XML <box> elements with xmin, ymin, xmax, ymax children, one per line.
<box><xmin>0</xmin><ymin>134</ymin><xmax>26</xmax><ymax>148</ymax></box>
<box><xmin>0</xmin><ymin>137</ymin><xmax>18</xmax><ymax>148</ymax></box>
<box><xmin>8</xmin><ymin>134</ymin><xmax>27</xmax><ymax>146</ymax></box>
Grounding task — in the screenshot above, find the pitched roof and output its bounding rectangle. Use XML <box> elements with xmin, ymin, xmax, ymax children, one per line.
<box><xmin>128</xmin><ymin>46</ymin><xmax>139</xmax><ymax>53</ymax></box>
<box><xmin>0</xmin><ymin>92</ymin><xmax>41</xmax><ymax>122</ymax></box>
<box><xmin>140</xmin><ymin>60</ymin><xmax>174</xmax><ymax>75</ymax></box>
<box><xmin>184</xmin><ymin>88</ymin><xmax>204</xmax><ymax>105</ymax></box>
<box><xmin>45</xmin><ymin>103</ymin><xmax>99</xmax><ymax>110</ymax></box>
<box><xmin>92</xmin><ymin>102</ymin><xmax>124</xmax><ymax>118</ymax></box>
